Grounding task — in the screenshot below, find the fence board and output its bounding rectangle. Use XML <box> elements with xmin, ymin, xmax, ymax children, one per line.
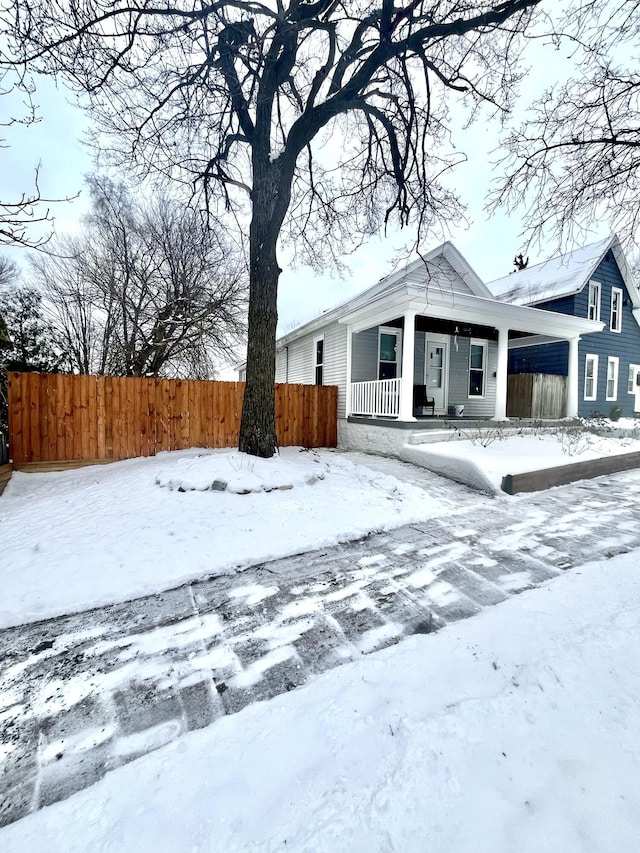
<box><xmin>0</xmin><ymin>463</ymin><xmax>12</xmax><ymax>496</ymax></box>
<box><xmin>6</xmin><ymin>373</ymin><xmax>337</xmax><ymax>466</ymax></box>
<box><xmin>507</xmin><ymin>373</ymin><xmax>567</xmax><ymax>419</ymax></box>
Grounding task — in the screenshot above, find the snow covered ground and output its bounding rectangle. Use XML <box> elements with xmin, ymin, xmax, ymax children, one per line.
<box><xmin>2</xmin><ymin>440</ymin><xmax>640</xmax><ymax>848</ymax></box>
<box><xmin>406</xmin><ymin>427</ymin><xmax>640</xmax><ymax>491</ymax></box>
<box><xmin>0</xmin><ymin>448</ymin><xmax>479</xmax><ymax>629</ymax></box>
<box><xmin>3</xmin><ymin>430</ymin><xmax>640</xmax><ymax>627</ymax></box>
<box><xmin>2</xmin><ymin>550</ymin><xmax>639</xmax><ymax>853</ymax></box>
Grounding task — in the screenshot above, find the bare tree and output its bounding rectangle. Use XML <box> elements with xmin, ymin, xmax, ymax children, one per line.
<box><xmin>30</xmin><ymin>175</ymin><xmax>247</xmax><ymax>378</ymax></box>
<box><xmin>5</xmin><ymin>0</ymin><xmax>542</xmax><ymax>455</ymax></box>
<box><xmin>0</xmin><ymin>256</ymin><xmax>19</xmax><ymax>290</ymax></box>
<box><xmin>0</xmin><ymin>258</ymin><xmax>19</xmax><ymax>348</ymax></box>
<box><xmin>0</xmin><ymin>66</ymin><xmax>76</xmax><ymax>247</ymax></box>
<box><xmin>493</xmin><ymin>1</ymin><xmax>640</xmax><ymax>248</ymax></box>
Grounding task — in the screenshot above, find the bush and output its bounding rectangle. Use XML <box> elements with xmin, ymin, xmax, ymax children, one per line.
<box><xmin>609</xmin><ymin>405</ymin><xmax>623</xmax><ymax>422</ymax></box>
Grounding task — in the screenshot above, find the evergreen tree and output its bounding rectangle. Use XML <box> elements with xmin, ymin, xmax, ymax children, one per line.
<box><xmin>0</xmin><ymin>283</ymin><xmax>67</xmax><ymax>455</ymax></box>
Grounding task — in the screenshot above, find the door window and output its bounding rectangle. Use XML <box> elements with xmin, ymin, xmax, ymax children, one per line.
<box><xmin>428</xmin><ymin>345</ymin><xmax>444</xmax><ymax>389</ymax></box>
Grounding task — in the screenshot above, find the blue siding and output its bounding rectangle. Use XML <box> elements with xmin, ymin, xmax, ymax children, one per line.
<box><xmin>533</xmin><ymin>294</ymin><xmax>576</xmax><ymax>318</ymax></box>
<box><xmin>509</xmin><ymin>341</ymin><xmax>568</xmax><ymax>376</ymax></box>
<box><xmin>509</xmin><ymin>251</ymin><xmax>640</xmax><ymax>417</ymax></box>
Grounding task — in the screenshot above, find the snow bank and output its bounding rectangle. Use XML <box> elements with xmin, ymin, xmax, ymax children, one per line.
<box><xmin>155</xmin><ymin>450</ymin><xmax>324</xmax><ymax>493</ymax></box>
<box><xmin>407</xmin><ymin>431</ymin><xmax>640</xmax><ymax>491</ymax></box>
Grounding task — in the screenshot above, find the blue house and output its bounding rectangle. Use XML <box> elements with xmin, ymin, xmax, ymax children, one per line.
<box><xmin>488</xmin><ymin>235</ymin><xmax>640</xmax><ymax>418</ymax></box>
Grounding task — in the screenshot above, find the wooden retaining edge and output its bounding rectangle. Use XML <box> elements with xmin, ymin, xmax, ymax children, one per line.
<box><xmin>502</xmin><ymin>450</ymin><xmax>640</xmax><ymax>495</ymax></box>
<box><xmin>13</xmin><ymin>459</ymin><xmax>120</xmax><ymax>474</ymax></box>
<box><xmin>0</xmin><ymin>463</ymin><xmax>12</xmax><ymax>496</ymax></box>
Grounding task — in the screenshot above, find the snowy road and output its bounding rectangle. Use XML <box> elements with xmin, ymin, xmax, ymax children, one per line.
<box><xmin>2</xmin><ymin>468</ymin><xmax>640</xmax><ymax>827</ymax></box>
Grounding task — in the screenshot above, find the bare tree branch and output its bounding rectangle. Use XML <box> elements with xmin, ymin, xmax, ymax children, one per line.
<box><xmin>492</xmin><ymin>1</ymin><xmax>640</xmax><ymax>250</ymax></box>
<box><xmin>4</xmin><ymin>0</ymin><xmax>542</xmax><ymax>454</ymax></box>
<box><xmin>30</xmin><ymin>175</ymin><xmax>247</xmax><ymax>378</ymax></box>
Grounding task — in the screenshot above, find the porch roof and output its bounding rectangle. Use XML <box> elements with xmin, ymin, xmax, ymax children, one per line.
<box><xmin>274</xmin><ymin>241</ymin><xmax>490</xmax><ymax>350</ymax></box>
<box><xmin>337</xmin><ymin>283</ymin><xmax>603</xmax><ymax>339</ymax></box>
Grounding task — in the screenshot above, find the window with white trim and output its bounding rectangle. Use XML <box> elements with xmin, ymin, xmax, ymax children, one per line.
<box><xmin>314</xmin><ymin>335</ymin><xmax>324</xmax><ymax>385</ymax></box>
<box><xmin>378</xmin><ymin>327</ymin><xmax>401</xmax><ymax>379</ymax></box>
<box><xmin>606</xmin><ymin>357</ymin><xmax>619</xmax><ymax>401</ymax></box>
<box><xmin>468</xmin><ymin>340</ymin><xmax>487</xmax><ymax>397</ymax></box>
<box><xmin>584</xmin><ymin>354</ymin><xmax>598</xmax><ymax>401</ymax></box>
<box><xmin>628</xmin><ymin>364</ymin><xmax>640</xmax><ymax>394</ymax></box>
<box><xmin>610</xmin><ymin>288</ymin><xmax>623</xmax><ymax>332</ymax></box>
<box><xmin>588</xmin><ymin>281</ymin><xmax>601</xmax><ymax>321</ymax></box>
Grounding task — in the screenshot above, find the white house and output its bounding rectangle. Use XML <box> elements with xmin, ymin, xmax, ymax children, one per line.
<box><xmin>243</xmin><ymin>242</ymin><xmax>602</xmax><ymax>453</ymax></box>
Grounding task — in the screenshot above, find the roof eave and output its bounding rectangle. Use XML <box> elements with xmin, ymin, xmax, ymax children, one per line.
<box><xmin>339</xmin><ymin>287</ymin><xmax>603</xmax><ymax>337</ymax></box>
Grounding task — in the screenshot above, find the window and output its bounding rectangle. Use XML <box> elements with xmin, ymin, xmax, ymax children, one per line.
<box><xmin>468</xmin><ymin>340</ymin><xmax>487</xmax><ymax>397</ymax></box>
<box><xmin>378</xmin><ymin>328</ymin><xmax>401</xmax><ymax>380</ymax></box>
<box><xmin>588</xmin><ymin>281</ymin><xmax>601</xmax><ymax>321</ymax></box>
<box><xmin>584</xmin><ymin>354</ymin><xmax>598</xmax><ymax>401</ymax></box>
<box><xmin>314</xmin><ymin>336</ymin><xmax>324</xmax><ymax>385</ymax></box>
<box><xmin>606</xmin><ymin>357</ymin><xmax>619</xmax><ymax>401</ymax></box>
<box><xmin>628</xmin><ymin>364</ymin><xmax>640</xmax><ymax>394</ymax></box>
<box><xmin>610</xmin><ymin>288</ymin><xmax>623</xmax><ymax>332</ymax></box>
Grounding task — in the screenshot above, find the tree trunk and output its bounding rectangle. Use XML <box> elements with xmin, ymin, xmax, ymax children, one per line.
<box><xmin>238</xmin><ymin>165</ymin><xmax>284</xmax><ymax>457</ymax></box>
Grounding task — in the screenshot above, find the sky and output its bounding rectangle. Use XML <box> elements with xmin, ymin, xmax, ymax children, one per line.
<box><xmin>0</xmin><ymin>7</ymin><xmax>614</xmax><ymax>339</ymax></box>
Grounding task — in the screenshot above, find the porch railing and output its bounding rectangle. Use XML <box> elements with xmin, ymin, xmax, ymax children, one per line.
<box><xmin>350</xmin><ymin>378</ymin><xmax>401</xmax><ymax>418</ymax></box>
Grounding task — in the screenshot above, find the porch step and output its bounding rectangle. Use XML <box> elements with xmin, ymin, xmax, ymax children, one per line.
<box><xmin>408</xmin><ymin>420</ymin><xmax>569</xmax><ymax>446</ymax></box>
<box><xmin>408</xmin><ymin>429</ymin><xmax>457</xmax><ymax>445</ymax></box>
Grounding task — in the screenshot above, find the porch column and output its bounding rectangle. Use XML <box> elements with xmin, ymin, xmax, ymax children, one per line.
<box><xmin>494</xmin><ymin>327</ymin><xmax>509</xmax><ymax>421</ymax></box>
<box><xmin>345</xmin><ymin>325</ymin><xmax>353</xmax><ymax>417</ymax></box>
<box><xmin>399</xmin><ymin>310</ymin><xmax>416</xmax><ymax>421</ymax></box>
<box><xmin>566</xmin><ymin>336</ymin><xmax>580</xmax><ymax>418</ymax></box>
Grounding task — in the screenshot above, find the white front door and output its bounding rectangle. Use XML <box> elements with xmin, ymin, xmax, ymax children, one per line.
<box><xmin>425</xmin><ymin>339</ymin><xmax>448</xmax><ymax>412</ymax></box>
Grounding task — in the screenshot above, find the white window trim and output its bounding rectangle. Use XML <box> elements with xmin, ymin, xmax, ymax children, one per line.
<box><xmin>584</xmin><ymin>353</ymin><xmax>599</xmax><ymax>401</ymax></box>
<box><xmin>378</xmin><ymin>326</ymin><xmax>402</xmax><ymax>378</ymax></box>
<box><xmin>628</xmin><ymin>364</ymin><xmax>640</xmax><ymax>394</ymax></box>
<box><xmin>313</xmin><ymin>334</ymin><xmax>324</xmax><ymax>385</ymax></box>
<box><xmin>606</xmin><ymin>356</ymin><xmax>619</xmax><ymax>402</ymax></box>
<box><xmin>468</xmin><ymin>339</ymin><xmax>488</xmax><ymax>399</ymax></box>
<box><xmin>610</xmin><ymin>287</ymin><xmax>623</xmax><ymax>333</ymax></box>
<box><xmin>588</xmin><ymin>280</ymin><xmax>601</xmax><ymax>322</ymax></box>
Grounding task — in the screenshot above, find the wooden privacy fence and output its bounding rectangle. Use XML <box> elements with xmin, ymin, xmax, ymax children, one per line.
<box><xmin>7</xmin><ymin>372</ymin><xmax>338</xmax><ymax>467</ymax></box>
<box><xmin>507</xmin><ymin>373</ymin><xmax>567</xmax><ymax>419</ymax></box>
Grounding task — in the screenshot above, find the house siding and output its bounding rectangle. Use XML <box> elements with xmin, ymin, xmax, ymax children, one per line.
<box><xmin>276</xmin><ymin>321</ymin><xmax>348</xmax><ymax>418</ymax></box>
<box><xmin>508</xmin><ymin>340</ymin><xmax>569</xmax><ymax>376</ymax></box>
<box><xmin>448</xmin><ymin>337</ymin><xmax>497</xmax><ymax>417</ymax></box>
<box><xmin>351</xmin><ymin>327</ymin><xmax>379</xmax><ymax>382</ymax></box>
<box><xmin>414</xmin><ymin>331</ymin><xmax>426</xmax><ymax>380</ymax></box>
<box><xmin>508</xmin><ymin>252</ymin><xmax>640</xmax><ymax>417</ymax></box>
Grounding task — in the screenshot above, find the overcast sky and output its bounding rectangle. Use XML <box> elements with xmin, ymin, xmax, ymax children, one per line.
<box><xmin>1</xmin><ymin>15</ymin><xmax>612</xmax><ymax>340</ymax></box>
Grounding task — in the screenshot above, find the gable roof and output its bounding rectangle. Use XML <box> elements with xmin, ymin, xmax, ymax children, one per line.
<box><xmin>487</xmin><ymin>235</ymin><xmax>638</xmax><ymax>308</ymax></box>
<box><xmin>276</xmin><ymin>241</ymin><xmax>490</xmax><ymax>347</ymax></box>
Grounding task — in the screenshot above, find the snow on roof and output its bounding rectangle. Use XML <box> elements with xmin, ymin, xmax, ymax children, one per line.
<box><xmin>487</xmin><ymin>236</ymin><xmax>614</xmax><ymax>306</ymax></box>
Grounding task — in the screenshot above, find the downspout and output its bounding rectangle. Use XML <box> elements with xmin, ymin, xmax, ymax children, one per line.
<box><xmin>285</xmin><ymin>345</ymin><xmax>289</xmax><ymax>383</ymax></box>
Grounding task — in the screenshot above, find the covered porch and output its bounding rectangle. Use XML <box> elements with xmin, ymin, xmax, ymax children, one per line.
<box><xmin>340</xmin><ymin>294</ymin><xmax>601</xmax><ymax>423</ymax></box>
